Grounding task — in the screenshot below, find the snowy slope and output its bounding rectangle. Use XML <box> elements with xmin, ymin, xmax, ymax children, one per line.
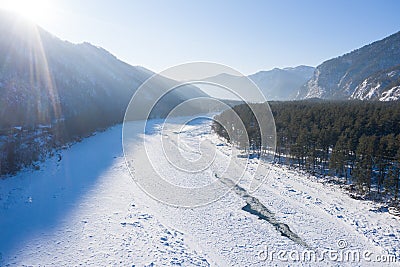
<box><xmin>350</xmin><ymin>65</ymin><xmax>400</xmax><ymax>101</ymax></box>
<box><xmin>0</xmin><ymin>118</ymin><xmax>399</xmax><ymax>266</ymax></box>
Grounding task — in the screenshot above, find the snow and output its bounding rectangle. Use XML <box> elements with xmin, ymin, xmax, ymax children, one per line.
<box><xmin>387</xmin><ymin>71</ymin><xmax>397</xmax><ymax>78</ymax></box>
<box><xmin>380</xmin><ymin>86</ymin><xmax>400</xmax><ymax>101</ymax></box>
<box><xmin>0</xmin><ymin>118</ymin><xmax>399</xmax><ymax>266</ymax></box>
<box><xmin>351</xmin><ymin>79</ymin><xmax>381</xmax><ymax>100</ymax></box>
<box><xmin>0</xmin><ymin>123</ymin><xmax>208</xmax><ymax>266</ymax></box>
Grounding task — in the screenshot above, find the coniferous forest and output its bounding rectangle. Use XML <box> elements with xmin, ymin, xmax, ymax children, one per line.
<box><xmin>213</xmin><ymin>100</ymin><xmax>400</xmax><ymax>204</ymax></box>
<box><xmin>0</xmin><ymin>109</ymin><xmax>123</xmax><ymax>176</ymax></box>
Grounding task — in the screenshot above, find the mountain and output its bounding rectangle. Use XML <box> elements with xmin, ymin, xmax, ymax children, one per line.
<box><xmin>248</xmin><ymin>65</ymin><xmax>314</xmax><ymax>100</ymax></box>
<box><xmin>0</xmin><ymin>11</ymin><xmax>207</xmax><ymax>130</ymax></box>
<box><xmin>298</xmin><ymin>31</ymin><xmax>400</xmax><ymax>100</ymax></box>
<box><xmin>0</xmin><ymin>11</ymin><xmax>208</xmax><ymax>175</ymax></box>
<box><xmin>203</xmin><ymin>65</ymin><xmax>314</xmax><ymax>101</ymax></box>
<box><xmin>351</xmin><ymin>65</ymin><xmax>400</xmax><ymax>101</ymax></box>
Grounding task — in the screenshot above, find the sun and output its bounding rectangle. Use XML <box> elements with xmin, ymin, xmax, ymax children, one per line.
<box><xmin>0</xmin><ymin>0</ymin><xmax>52</xmax><ymax>23</ymax></box>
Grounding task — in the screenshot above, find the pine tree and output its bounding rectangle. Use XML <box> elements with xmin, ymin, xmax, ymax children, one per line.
<box><xmin>330</xmin><ymin>135</ymin><xmax>346</xmax><ymax>178</ymax></box>
<box><xmin>354</xmin><ymin>135</ymin><xmax>376</xmax><ymax>195</ymax></box>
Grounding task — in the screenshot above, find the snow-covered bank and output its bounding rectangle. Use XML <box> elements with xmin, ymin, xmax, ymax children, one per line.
<box><xmin>0</xmin><ymin>118</ymin><xmax>399</xmax><ymax>266</ymax></box>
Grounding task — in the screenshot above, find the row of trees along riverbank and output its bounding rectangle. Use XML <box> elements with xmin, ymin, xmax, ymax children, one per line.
<box><xmin>213</xmin><ymin>100</ymin><xmax>400</xmax><ymax>204</ymax></box>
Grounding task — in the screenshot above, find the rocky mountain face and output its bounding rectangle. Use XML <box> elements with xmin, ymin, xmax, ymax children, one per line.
<box><xmin>351</xmin><ymin>65</ymin><xmax>400</xmax><ymax>101</ymax></box>
<box><xmin>203</xmin><ymin>65</ymin><xmax>314</xmax><ymax>101</ymax></box>
<box><xmin>298</xmin><ymin>31</ymin><xmax>400</xmax><ymax>101</ymax></box>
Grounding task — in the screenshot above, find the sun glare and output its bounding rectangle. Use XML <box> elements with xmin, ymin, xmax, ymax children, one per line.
<box><xmin>0</xmin><ymin>0</ymin><xmax>52</xmax><ymax>23</ymax></box>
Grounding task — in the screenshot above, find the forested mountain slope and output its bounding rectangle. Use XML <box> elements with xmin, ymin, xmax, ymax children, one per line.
<box><xmin>0</xmin><ymin>11</ymin><xmax>207</xmax><ymax>129</ymax></box>
<box><xmin>0</xmin><ymin>11</ymin><xmax>207</xmax><ymax>175</ymax></box>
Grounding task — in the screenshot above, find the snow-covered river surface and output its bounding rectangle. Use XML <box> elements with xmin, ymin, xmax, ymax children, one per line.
<box><xmin>0</xmin><ymin>118</ymin><xmax>399</xmax><ymax>266</ymax></box>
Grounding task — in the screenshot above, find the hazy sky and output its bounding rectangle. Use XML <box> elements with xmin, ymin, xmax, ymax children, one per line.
<box><xmin>4</xmin><ymin>0</ymin><xmax>400</xmax><ymax>75</ymax></box>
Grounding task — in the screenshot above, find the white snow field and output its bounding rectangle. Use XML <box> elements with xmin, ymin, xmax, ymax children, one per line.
<box><xmin>0</xmin><ymin>118</ymin><xmax>399</xmax><ymax>266</ymax></box>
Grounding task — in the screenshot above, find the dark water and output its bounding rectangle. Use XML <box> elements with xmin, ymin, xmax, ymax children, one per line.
<box><xmin>215</xmin><ymin>173</ymin><xmax>308</xmax><ymax>248</ymax></box>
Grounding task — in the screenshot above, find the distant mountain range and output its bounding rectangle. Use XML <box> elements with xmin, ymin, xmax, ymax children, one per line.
<box><xmin>0</xmin><ymin>11</ymin><xmax>207</xmax><ymax>129</ymax></box>
<box><xmin>249</xmin><ymin>65</ymin><xmax>314</xmax><ymax>100</ymax></box>
<box><xmin>1</xmin><ymin>10</ymin><xmax>399</xmax><ymax>134</ymax></box>
<box><xmin>298</xmin><ymin>31</ymin><xmax>400</xmax><ymax>101</ymax></box>
<box><xmin>203</xmin><ymin>65</ymin><xmax>314</xmax><ymax>101</ymax></box>
<box><xmin>205</xmin><ymin>31</ymin><xmax>400</xmax><ymax>102</ymax></box>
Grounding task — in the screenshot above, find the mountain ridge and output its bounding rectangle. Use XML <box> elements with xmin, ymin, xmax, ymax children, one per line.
<box><xmin>0</xmin><ymin>11</ymin><xmax>207</xmax><ymax>129</ymax></box>
<box><xmin>0</xmin><ymin>11</ymin><xmax>209</xmax><ymax>174</ymax></box>
<box><xmin>297</xmin><ymin>31</ymin><xmax>400</xmax><ymax>101</ymax></box>
<box><xmin>202</xmin><ymin>65</ymin><xmax>314</xmax><ymax>101</ymax></box>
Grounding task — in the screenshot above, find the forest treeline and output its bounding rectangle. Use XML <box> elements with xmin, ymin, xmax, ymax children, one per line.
<box><xmin>0</xmin><ymin>107</ymin><xmax>124</xmax><ymax>176</ymax></box>
<box><xmin>0</xmin><ymin>98</ymin><xmax>239</xmax><ymax>176</ymax></box>
<box><xmin>213</xmin><ymin>100</ymin><xmax>400</xmax><ymax>203</ymax></box>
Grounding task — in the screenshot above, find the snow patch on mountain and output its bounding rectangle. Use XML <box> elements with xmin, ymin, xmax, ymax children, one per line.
<box><xmin>351</xmin><ymin>66</ymin><xmax>400</xmax><ymax>101</ymax></box>
<box><xmin>380</xmin><ymin>86</ymin><xmax>400</xmax><ymax>101</ymax></box>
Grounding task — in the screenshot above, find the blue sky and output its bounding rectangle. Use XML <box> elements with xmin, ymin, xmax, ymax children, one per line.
<box><xmin>15</xmin><ymin>0</ymin><xmax>400</xmax><ymax>74</ymax></box>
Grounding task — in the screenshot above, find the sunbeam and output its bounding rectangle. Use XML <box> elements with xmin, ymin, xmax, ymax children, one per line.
<box><xmin>0</xmin><ymin>0</ymin><xmax>52</xmax><ymax>24</ymax></box>
<box><xmin>1</xmin><ymin>15</ymin><xmax>62</xmax><ymax>126</ymax></box>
